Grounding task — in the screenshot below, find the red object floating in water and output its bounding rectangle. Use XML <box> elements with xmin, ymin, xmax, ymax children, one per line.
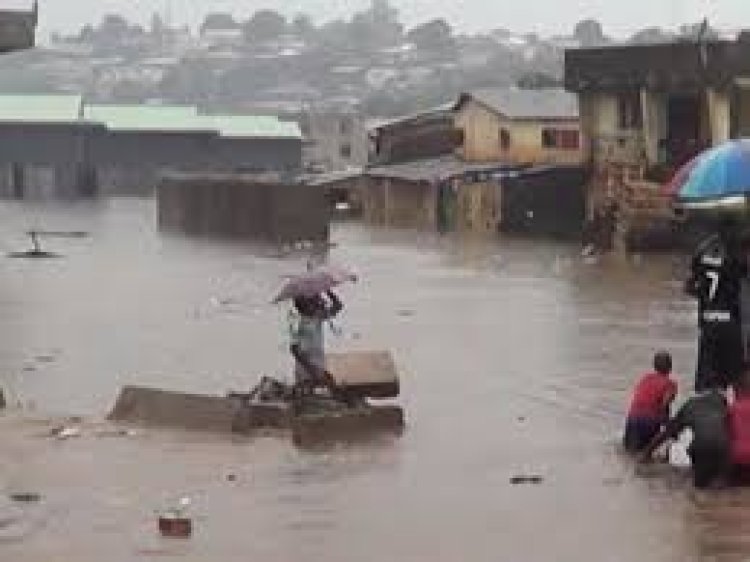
<box><xmin>158</xmin><ymin>516</ymin><xmax>192</xmax><ymax>538</ymax></box>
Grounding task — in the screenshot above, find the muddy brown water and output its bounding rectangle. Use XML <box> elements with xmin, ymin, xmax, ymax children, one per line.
<box><xmin>0</xmin><ymin>198</ymin><xmax>748</xmax><ymax>561</ymax></box>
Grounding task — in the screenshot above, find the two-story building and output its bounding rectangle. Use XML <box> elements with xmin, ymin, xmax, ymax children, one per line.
<box><xmin>454</xmin><ymin>88</ymin><xmax>584</xmax><ymax>166</ymax></box>
<box><xmin>565</xmin><ymin>37</ymin><xmax>750</xmax><ymax>248</ymax></box>
<box><xmin>361</xmin><ymin>93</ymin><xmax>587</xmax><ymax>235</ymax></box>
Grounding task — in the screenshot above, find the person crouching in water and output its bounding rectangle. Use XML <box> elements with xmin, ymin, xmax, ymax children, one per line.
<box><xmin>640</xmin><ymin>373</ymin><xmax>730</xmax><ymax>489</ymax></box>
<box><xmin>727</xmin><ymin>372</ymin><xmax>750</xmax><ymax>484</ymax></box>
<box><xmin>289</xmin><ymin>290</ymin><xmax>343</xmax><ymax>398</ymax></box>
<box><xmin>623</xmin><ymin>351</ymin><xmax>678</xmax><ymax>453</ymax></box>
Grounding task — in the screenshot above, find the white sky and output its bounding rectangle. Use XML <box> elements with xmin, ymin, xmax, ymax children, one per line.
<box><xmin>25</xmin><ymin>0</ymin><xmax>746</xmax><ymax>38</ymax></box>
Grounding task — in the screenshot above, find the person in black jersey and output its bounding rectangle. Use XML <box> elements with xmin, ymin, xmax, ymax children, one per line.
<box><xmin>686</xmin><ymin>219</ymin><xmax>748</xmax><ymax>391</ymax></box>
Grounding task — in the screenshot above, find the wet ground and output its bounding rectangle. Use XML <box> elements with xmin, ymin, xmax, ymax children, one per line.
<box><xmin>0</xmin><ymin>198</ymin><xmax>749</xmax><ymax>561</ymax></box>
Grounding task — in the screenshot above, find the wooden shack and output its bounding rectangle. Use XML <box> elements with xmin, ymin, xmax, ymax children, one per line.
<box><xmin>158</xmin><ymin>173</ymin><xmax>329</xmax><ymax>243</ymax></box>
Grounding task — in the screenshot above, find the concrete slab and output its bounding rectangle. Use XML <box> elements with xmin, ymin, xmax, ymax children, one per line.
<box><xmin>108</xmin><ymin>386</ymin><xmax>405</xmax><ymax>446</ymax></box>
<box><xmin>108</xmin><ymin>385</ymin><xmax>289</xmax><ymax>434</ymax></box>
<box><xmin>292</xmin><ymin>405</ymin><xmax>405</xmax><ymax>448</ymax></box>
<box><xmin>327</xmin><ymin>351</ymin><xmax>400</xmax><ymax>399</ymax></box>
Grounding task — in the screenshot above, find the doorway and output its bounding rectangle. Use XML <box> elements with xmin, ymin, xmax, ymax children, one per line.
<box><xmin>666</xmin><ymin>94</ymin><xmax>706</xmax><ymax>167</ymax></box>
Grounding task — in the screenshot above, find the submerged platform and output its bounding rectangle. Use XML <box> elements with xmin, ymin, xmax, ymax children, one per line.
<box><xmin>108</xmin><ymin>385</ymin><xmax>404</xmax><ymax>446</ymax></box>
<box><xmin>108</xmin><ymin>351</ymin><xmax>406</xmax><ymax>446</ymax></box>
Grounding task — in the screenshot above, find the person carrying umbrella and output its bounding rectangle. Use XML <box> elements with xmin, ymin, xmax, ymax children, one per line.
<box><xmin>289</xmin><ymin>290</ymin><xmax>343</xmax><ymax>397</ymax></box>
<box><xmin>686</xmin><ymin>217</ymin><xmax>748</xmax><ymax>391</ymax></box>
<box><xmin>273</xmin><ymin>265</ymin><xmax>357</xmax><ymax>399</ymax></box>
<box><xmin>667</xmin><ymin>140</ymin><xmax>750</xmax><ymax>390</ymax></box>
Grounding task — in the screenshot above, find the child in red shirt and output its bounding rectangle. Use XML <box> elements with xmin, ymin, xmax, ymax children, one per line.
<box><xmin>623</xmin><ymin>351</ymin><xmax>678</xmax><ymax>453</ymax></box>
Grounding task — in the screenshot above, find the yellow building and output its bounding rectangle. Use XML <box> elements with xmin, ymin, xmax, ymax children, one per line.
<box><xmin>454</xmin><ymin>88</ymin><xmax>583</xmax><ymax>166</ymax></box>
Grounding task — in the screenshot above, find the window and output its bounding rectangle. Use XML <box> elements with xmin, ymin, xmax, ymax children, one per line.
<box><xmin>559</xmin><ymin>130</ymin><xmax>580</xmax><ymax>150</ymax></box>
<box><xmin>541</xmin><ymin>129</ymin><xmax>556</xmax><ymax>148</ymax></box>
<box><xmin>340</xmin><ymin>143</ymin><xmax>352</xmax><ymax>159</ymax></box>
<box><xmin>339</xmin><ymin>118</ymin><xmax>352</xmax><ymax>136</ymax></box>
<box><xmin>618</xmin><ymin>92</ymin><xmax>642</xmax><ymax>130</ymax></box>
<box><xmin>499</xmin><ymin>128</ymin><xmax>511</xmax><ymax>151</ymax></box>
<box><xmin>541</xmin><ymin>129</ymin><xmax>580</xmax><ymax>150</ymax></box>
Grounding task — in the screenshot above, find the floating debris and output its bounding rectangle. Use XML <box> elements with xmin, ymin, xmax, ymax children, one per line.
<box><xmin>8</xmin><ymin>493</ymin><xmax>41</xmax><ymax>504</ymax></box>
<box><xmin>95</xmin><ymin>428</ymin><xmax>138</xmax><ymax>438</ymax></box>
<box><xmin>158</xmin><ymin>497</ymin><xmax>193</xmax><ymax>538</ymax></box>
<box><xmin>48</xmin><ymin>426</ymin><xmax>81</xmax><ymax>440</ymax></box>
<box><xmin>7</xmin><ymin>250</ymin><xmax>61</xmax><ymax>259</ymax></box>
<box><xmin>158</xmin><ymin>515</ymin><xmax>192</xmax><ymax>539</ymax></box>
<box><xmin>34</xmin><ymin>355</ymin><xmax>56</xmax><ymax>364</ymax></box>
<box><xmin>510</xmin><ymin>475</ymin><xmax>544</xmax><ymax>485</ymax></box>
<box><xmin>6</xmin><ymin>230</ymin><xmax>86</xmax><ymax>259</ymax></box>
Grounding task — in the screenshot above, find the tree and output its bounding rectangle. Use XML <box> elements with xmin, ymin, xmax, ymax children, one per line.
<box><xmin>573</xmin><ymin>19</ymin><xmax>607</xmax><ymax>47</ymax></box>
<box><xmin>371</xmin><ymin>0</ymin><xmax>399</xmax><ymax>26</ymax></box>
<box><xmin>78</xmin><ymin>23</ymin><xmax>95</xmax><ymax>42</ymax></box>
<box><xmin>407</xmin><ymin>19</ymin><xmax>455</xmax><ymax>52</ymax></box>
<box><xmin>200</xmin><ymin>12</ymin><xmax>239</xmax><ymax>35</ymax></box>
<box><xmin>242</xmin><ymin>10</ymin><xmax>287</xmax><ymax>43</ymax></box>
<box><xmin>629</xmin><ymin>27</ymin><xmax>674</xmax><ymax>45</ymax></box>
<box><xmin>100</xmin><ymin>14</ymin><xmax>130</xmax><ymax>37</ymax></box>
<box><xmin>345</xmin><ymin>0</ymin><xmax>403</xmax><ymax>52</ymax></box>
<box><xmin>292</xmin><ymin>14</ymin><xmax>316</xmax><ymax>40</ymax></box>
<box><xmin>150</xmin><ymin>12</ymin><xmax>165</xmax><ymax>35</ymax></box>
<box><xmin>679</xmin><ymin>19</ymin><xmax>719</xmax><ymax>41</ymax></box>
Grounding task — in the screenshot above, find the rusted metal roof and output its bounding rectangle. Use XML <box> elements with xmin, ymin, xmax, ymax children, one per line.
<box><xmin>565</xmin><ymin>39</ymin><xmax>750</xmax><ymax>92</ymax></box>
<box><xmin>456</xmin><ymin>88</ymin><xmax>579</xmax><ymax>121</ymax></box>
<box><xmin>366</xmin><ymin>155</ymin><xmax>522</xmax><ymax>182</ymax></box>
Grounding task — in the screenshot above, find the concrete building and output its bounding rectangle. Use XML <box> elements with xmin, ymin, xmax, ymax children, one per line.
<box><xmin>0</xmin><ymin>95</ymin><xmax>303</xmax><ymax>198</ymax></box>
<box><xmin>298</xmin><ymin>111</ymin><xmax>369</xmax><ymax>173</ymax></box>
<box><xmin>454</xmin><ymin>88</ymin><xmax>583</xmax><ymax>166</ymax></box>
<box><xmin>0</xmin><ymin>1</ymin><xmax>36</xmax><ymax>54</ymax></box>
<box><xmin>359</xmin><ymin>91</ymin><xmax>587</xmax><ymax>235</ymax></box>
<box><xmin>369</xmin><ymin>104</ymin><xmax>460</xmax><ymax>165</ymax></box>
<box><xmin>86</xmin><ymin>106</ymin><xmax>302</xmax><ymax>195</ymax></box>
<box><xmin>0</xmin><ymin>95</ymin><xmax>97</xmax><ymax>198</ymax></box>
<box><xmin>565</xmin><ymin>38</ymin><xmax>750</xmax><ymax>248</ymax></box>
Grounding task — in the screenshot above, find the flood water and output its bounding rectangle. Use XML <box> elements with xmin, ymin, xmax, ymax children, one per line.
<box><xmin>1</xmin><ymin>198</ymin><xmax>749</xmax><ymax>561</ymax></box>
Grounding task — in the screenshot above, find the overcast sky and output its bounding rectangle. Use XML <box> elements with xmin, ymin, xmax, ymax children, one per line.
<box><xmin>21</xmin><ymin>0</ymin><xmax>750</xmax><ymax>38</ymax></box>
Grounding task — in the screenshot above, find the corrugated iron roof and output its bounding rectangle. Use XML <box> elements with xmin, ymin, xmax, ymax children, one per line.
<box><xmin>0</xmin><ymin>94</ymin><xmax>82</xmax><ymax>123</ymax></box>
<box><xmin>83</xmin><ymin>104</ymin><xmax>209</xmax><ymax>133</ymax></box>
<box><xmin>0</xmin><ymin>96</ymin><xmax>302</xmax><ymax>139</ymax></box>
<box><xmin>372</xmin><ymin>102</ymin><xmax>455</xmax><ymax>132</ymax></box>
<box><xmin>366</xmin><ymin>155</ymin><xmax>521</xmax><ymax>182</ymax></box>
<box><xmin>205</xmin><ymin>115</ymin><xmax>301</xmax><ymax>139</ymax></box>
<box><xmin>457</xmin><ymin>88</ymin><xmax>579</xmax><ymax>120</ymax></box>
